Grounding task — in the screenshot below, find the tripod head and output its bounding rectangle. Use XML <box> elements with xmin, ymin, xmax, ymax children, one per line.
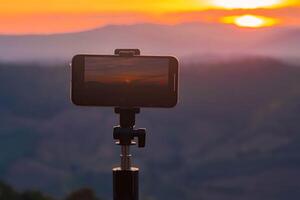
<box><xmin>113</xmin><ymin>108</ymin><xmax>146</xmax><ymax>148</ymax></box>
<box><xmin>113</xmin><ymin>107</ymin><xmax>146</xmax><ymax>171</ymax></box>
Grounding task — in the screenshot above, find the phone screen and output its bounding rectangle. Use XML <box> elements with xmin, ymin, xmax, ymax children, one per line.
<box><xmin>72</xmin><ymin>54</ymin><xmax>178</xmax><ymax>108</ymax></box>
<box><xmin>84</xmin><ymin>57</ymin><xmax>169</xmax><ymax>91</ymax></box>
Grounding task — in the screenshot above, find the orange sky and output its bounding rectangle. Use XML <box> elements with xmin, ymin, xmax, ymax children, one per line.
<box><xmin>0</xmin><ymin>0</ymin><xmax>299</xmax><ymax>34</ymax></box>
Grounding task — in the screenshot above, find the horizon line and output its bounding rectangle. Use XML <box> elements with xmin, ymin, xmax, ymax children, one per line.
<box><xmin>0</xmin><ymin>21</ymin><xmax>299</xmax><ymax>37</ymax></box>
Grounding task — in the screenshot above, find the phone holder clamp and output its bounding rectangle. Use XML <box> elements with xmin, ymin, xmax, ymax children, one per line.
<box><xmin>114</xmin><ymin>49</ymin><xmax>140</xmax><ymax>56</ymax></box>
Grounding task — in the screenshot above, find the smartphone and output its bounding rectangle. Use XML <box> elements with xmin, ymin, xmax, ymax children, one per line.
<box><xmin>71</xmin><ymin>54</ymin><xmax>179</xmax><ymax>108</ymax></box>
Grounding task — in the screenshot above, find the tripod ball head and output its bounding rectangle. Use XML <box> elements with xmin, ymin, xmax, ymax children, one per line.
<box><xmin>113</xmin><ymin>127</ymin><xmax>146</xmax><ymax>148</ymax></box>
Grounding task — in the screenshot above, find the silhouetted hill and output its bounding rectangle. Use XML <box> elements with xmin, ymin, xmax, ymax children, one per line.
<box><xmin>0</xmin><ymin>181</ymin><xmax>53</xmax><ymax>200</ymax></box>
<box><xmin>0</xmin><ymin>23</ymin><xmax>299</xmax><ymax>62</ymax></box>
<box><xmin>250</xmin><ymin>29</ymin><xmax>300</xmax><ymax>63</ymax></box>
<box><xmin>0</xmin><ymin>181</ymin><xmax>103</xmax><ymax>200</ymax></box>
<box><xmin>0</xmin><ymin>57</ymin><xmax>300</xmax><ymax>200</ymax></box>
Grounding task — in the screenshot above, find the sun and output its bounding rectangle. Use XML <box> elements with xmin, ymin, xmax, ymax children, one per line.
<box><xmin>222</xmin><ymin>15</ymin><xmax>278</xmax><ymax>28</ymax></box>
<box><xmin>213</xmin><ymin>0</ymin><xmax>282</xmax><ymax>9</ymax></box>
<box><xmin>235</xmin><ymin>15</ymin><xmax>267</xmax><ymax>27</ymax></box>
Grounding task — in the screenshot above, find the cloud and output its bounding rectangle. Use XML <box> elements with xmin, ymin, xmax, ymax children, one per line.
<box><xmin>164</xmin><ymin>7</ymin><xmax>300</xmax><ymax>26</ymax></box>
<box><xmin>0</xmin><ymin>12</ymin><xmax>153</xmax><ymax>35</ymax></box>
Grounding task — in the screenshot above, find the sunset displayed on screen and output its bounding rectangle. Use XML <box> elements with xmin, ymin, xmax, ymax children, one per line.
<box><xmin>84</xmin><ymin>57</ymin><xmax>169</xmax><ymax>88</ymax></box>
<box><xmin>1</xmin><ymin>0</ymin><xmax>299</xmax><ymax>34</ymax></box>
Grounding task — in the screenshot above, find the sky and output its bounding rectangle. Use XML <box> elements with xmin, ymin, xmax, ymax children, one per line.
<box><xmin>0</xmin><ymin>0</ymin><xmax>299</xmax><ymax>34</ymax></box>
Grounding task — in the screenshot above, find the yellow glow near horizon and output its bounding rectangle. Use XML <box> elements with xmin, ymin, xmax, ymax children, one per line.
<box><xmin>0</xmin><ymin>0</ymin><xmax>297</xmax><ymax>14</ymax></box>
<box><xmin>0</xmin><ymin>0</ymin><xmax>299</xmax><ymax>34</ymax></box>
<box><xmin>222</xmin><ymin>15</ymin><xmax>278</xmax><ymax>28</ymax></box>
<box><xmin>0</xmin><ymin>0</ymin><xmax>211</xmax><ymax>13</ymax></box>
<box><xmin>213</xmin><ymin>0</ymin><xmax>282</xmax><ymax>9</ymax></box>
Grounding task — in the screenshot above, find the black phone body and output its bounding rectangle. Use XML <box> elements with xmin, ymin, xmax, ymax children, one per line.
<box><xmin>71</xmin><ymin>54</ymin><xmax>179</xmax><ymax>108</ymax></box>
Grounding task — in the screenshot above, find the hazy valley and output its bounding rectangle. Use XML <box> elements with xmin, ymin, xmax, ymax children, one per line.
<box><xmin>0</xmin><ymin>56</ymin><xmax>300</xmax><ymax>199</ymax></box>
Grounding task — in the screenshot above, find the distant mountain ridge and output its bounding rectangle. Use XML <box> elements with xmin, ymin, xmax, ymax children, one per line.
<box><xmin>0</xmin><ymin>23</ymin><xmax>300</xmax><ymax>62</ymax></box>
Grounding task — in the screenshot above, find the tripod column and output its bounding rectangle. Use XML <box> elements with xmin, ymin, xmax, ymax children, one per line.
<box><xmin>113</xmin><ymin>167</ymin><xmax>139</xmax><ymax>200</ymax></box>
<box><xmin>113</xmin><ymin>108</ymin><xmax>143</xmax><ymax>200</ymax></box>
<box><xmin>121</xmin><ymin>145</ymin><xmax>131</xmax><ymax>170</ymax></box>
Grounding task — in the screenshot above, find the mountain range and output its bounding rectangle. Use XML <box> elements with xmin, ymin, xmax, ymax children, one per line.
<box><xmin>0</xmin><ymin>23</ymin><xmax>299</xmax><ymax>63</ymax></box>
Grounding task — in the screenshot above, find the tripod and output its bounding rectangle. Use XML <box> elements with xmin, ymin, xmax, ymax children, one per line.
<box><xmin>112</xmin><ymin>49</ymin><xmax>146</xmax><ymax>200</ymax></box>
